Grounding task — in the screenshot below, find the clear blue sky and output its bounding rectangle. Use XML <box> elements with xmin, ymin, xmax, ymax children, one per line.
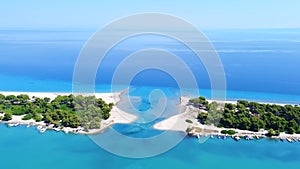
<box><xmin>1</xmin><ymin>0</ymin><xmax>300</xmax><ymax>29</ymax></box>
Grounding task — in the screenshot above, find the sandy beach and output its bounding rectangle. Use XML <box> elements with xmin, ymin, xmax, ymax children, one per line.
<box><xmin>1</xmin><ymin>91</ymin><xmax>300</xmax><ymax>141</ymax></box>
<box><xmin>154</xmin><ymin>96</ymin><xmax>300</xmax><ymax>141</ymax></box>
<box><xmin>0</xmin><ymin>90</ymin><xmax>137</xmax><ymax>135</ymax></box>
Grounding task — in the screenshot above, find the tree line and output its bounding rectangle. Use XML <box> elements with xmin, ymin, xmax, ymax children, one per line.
<box><xmin>190</xmin><ymin>96</ymin><xmax>300</xmax><ymax>136</ymax></box>
<box><xmin>0</xmin><ymin>94</ymin><xmax>114</xmax><ymax>131</ymax></box>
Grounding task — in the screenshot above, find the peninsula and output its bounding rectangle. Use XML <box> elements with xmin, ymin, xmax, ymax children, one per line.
<box><xmin>0</xmin><ymin>91</ymin><xmax>137</xmax><ymax>134</ymax></box>
<box><xmin>2</xmin><ymin>90</ymin><xmax>300</xmax><ymax>143</ymax></box>
<box><xmin>154</xmin><ymin>96</ymin><xmax>300</xmax><ymax>142</ymax></box>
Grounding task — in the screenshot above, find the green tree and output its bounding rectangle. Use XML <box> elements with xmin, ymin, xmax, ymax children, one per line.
<box><xmin>5</xmin><ymin>95</ymin><xmax>18</xmax><ymax>102</ymax></box>
<box><xmin>44</xmin><ymin>97</ymin><xmax>51</xmax><ymax>103</ymax></box>
<box><xmin>250</xmin><ymin>117</ymin><xmax>264</xmax><ymax>132</ymax></box>
<box><xmin>17</xmin><ymin>94</ymin><xmax>30</xmax><ymax>104</ymax></box>
<box><xmin>197</xmin><ymin>112</ymin><xmax>208</xmax><ymax>124</ymax></box>
<box><xmin>33</xmin><ymin>115</ymin><xmax>43</xmax><ymax>122</ymax></box>
<box><xmin>0</xmin><ymin>94</ymin><xmax>5</xmax><ymax>103</ymax></box>
<box><xmin>3</xmin><ymin>112</ymin><xmax>12</xmax><ymax>121</ymax></box>
<box><xmin>237</xmin><ymin>100</ymin><xmax>249</xmax><ymax>107</ymax></box>
<box><xmin>287</xmin><ymin>127</ymin><xmax>296</xmax><ymax>134</ymax></box>
<box><xmin>227</xmin><ymin>130</ymin><xmax>236</xmax><ymax>135</ymax></box>
<box><xmin>89</xmin><ymin>117</ymin><xmax>101</xmax><ymax>129</ymax></box>
<box><xmin>267</xmin><ymin>128</ymin><xmax>279</xmax><ymax>136</ymax></box>
<box><xmin>225</xmin><ymin>103</ymin><xmax>236</xmax><ymax>110</ymax></box>
<box><xmin>22</xmin><ymin>113</ymin><xmax>33</xmax><ymax>120</ymax></box>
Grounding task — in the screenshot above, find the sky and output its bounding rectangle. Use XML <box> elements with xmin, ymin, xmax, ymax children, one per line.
<box><xmin>0</xmin><ymin>0</ymin><xmax>300</xmax><ymax>29</ymax></box>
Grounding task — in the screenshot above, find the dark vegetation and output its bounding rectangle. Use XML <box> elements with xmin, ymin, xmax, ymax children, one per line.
<box><xmin>185</xmin><ymin>119</ymin><xmax>193</xmax><ymax>124</ymax></box>
<box><xmin>220</xmin><ymin>129</ymin><xmax>236</xmax><ymax>135</ymax></box>
<box><xmin>190</xmin><ymin>96</ymin><xmax>300</xmax><ymax>135</ymax></box>
<box><xmin>0</xmin><ymin>94</ymin><xmax>114</xmax><ymax>130</ymax></box>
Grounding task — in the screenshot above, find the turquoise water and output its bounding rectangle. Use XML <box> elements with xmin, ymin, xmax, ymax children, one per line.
<box><xmin>1</xmin><ymin>84</ymin><xmax>300</xmax><ymax>168</ymax></box>
<box><xmin>1</xmin><ymin>29</ymin><xmax>300</xmax><ymax>168</ymax></box>
<box><xmin>1</xmin><ymin>125</ymin><xmax>300</xmax><ymax>169</ymax></box>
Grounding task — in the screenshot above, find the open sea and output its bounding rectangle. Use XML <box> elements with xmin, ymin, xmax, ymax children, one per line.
<box><xmin>0</xmin><ymin>28</ymin><xmax>300</xmax><ymax>168</ymax></box>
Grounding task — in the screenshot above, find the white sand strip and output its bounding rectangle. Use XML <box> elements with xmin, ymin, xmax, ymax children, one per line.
<box><xmin>0</xmin><ymin>90</ymin><xmax>137</xmax><ymax>134</ymax></box>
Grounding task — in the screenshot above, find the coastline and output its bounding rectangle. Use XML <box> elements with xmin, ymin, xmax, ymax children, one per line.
<box><xmin>0</xmin><ymin>90</ymin><xmax>137</xmax><ymax>135</ymax></box>
<box><xmin>1</xmin><ymin>90</ymin><xmax>300</xmax><ymax>142</ymax></box>
<box><xmin>154</xmin><ymin>96</ymin><xmax>300</xmax><ymax>142</ymax></box>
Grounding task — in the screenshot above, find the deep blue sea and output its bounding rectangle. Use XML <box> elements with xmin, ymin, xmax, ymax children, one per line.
<box><xmin>0</xmin><ymin>28</ymin><xmax>300</xmax><ymax>168</ymax></box>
